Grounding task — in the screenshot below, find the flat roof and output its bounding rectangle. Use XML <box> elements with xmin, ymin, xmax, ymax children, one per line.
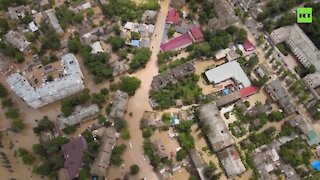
<box><xmin>205</xmin><ymin>61</ymin><xmax>251</xmax><ymax>87</ymax></box>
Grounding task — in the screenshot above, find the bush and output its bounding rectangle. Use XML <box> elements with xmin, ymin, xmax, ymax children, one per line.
<box><xmin>121</xmin><ymin>128</ymin><xmax>130</xmax><ymax>139</ymax></box>
<box><xmin>176</xmin><ymin>149</ymin><xmax>187</xmax><ymax>161</ymax></box>
<box><xmin>2</xmin><ymin>98</ymin><xmax>13</xmax><ymax>108</ymax></box>
<box><xmin>224</xmin><ymin>112</ymin><xmax>230</xmax><ymax>119</ymax></box>
<box><xmin>0</xmin><ymin>83</ymin><xmax>8</xmax><ymax>98</ymax></box>
<box><xmin>18</xmin><ymin>148</ymin><xmax>35</xmax><ymax>165</ymax></box>
<box><xmin>62</xmin><ymin>125</ymin><xmax>77</xmax><ymax>135</ymax></box>
<box><xmin>142</xmin><ymin>128</ymin><xmax>153</xmax><ymax>138</ymax></box>
<box><xmin>130</xmin><ymin>164</ymin><xmax>139</xmax><ymax>175</ymax></box>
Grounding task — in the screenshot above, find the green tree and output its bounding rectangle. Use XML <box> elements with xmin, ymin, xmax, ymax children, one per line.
<box><xmin>68</xmin><ymin>36</ymin><xmax>83</xmax><ymax>53</ymax></box>
<box><xmin>109</xmin><ymin>36</ymin><xmax>125</xmax><ymax>52</ymax></box>
<box><xmin>2</xmin><ymin>98</ymin><xmax>13</xmax><ymax>108</ymax></box>
<box><xmin>121</xmin><ymin>128</ymin><xmax>130</xmax><ymax>139</ymax></box>
<box><xmin>118</xmin><ymin>76</ymin><xmax>141</xmax><ymax>96</ymax></box>
<box><xmin>0</xmin><ymin>18</ymin><xmax>9</xmax><ymax>35</ymax></box>
<box><xmin>129</xmin><ymin>48</ymin><xmax>152</xmax><ymax>72</ymax></box>
<box><xmin>0</xmin><ymin>83</ymin><xmax>7</xmax><ymax>98</ymax></box>
<box><xmin>176</xmin><ymin>149</ymin><xmax>187</xmax><ymax>161</ymax></box>
<box><xmin>11</xmin><ymin>119</ymin><xmax>25</xmax><ymax>133</ymax></box>
<box><xmin>130</xmin><ymin>164</ymin><xmax>139</xmax><ymax>175</ymax></box>
<box><xmin>18</xmin><ymin>148</ymin><xmax>35</xmax><ymax>165</ymax></box>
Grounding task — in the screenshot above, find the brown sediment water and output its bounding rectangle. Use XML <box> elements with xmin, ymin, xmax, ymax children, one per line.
<box><xmin>106</xmin><ymin>1</ymin><xmax>169</xmax><ymax>179</ymax></box>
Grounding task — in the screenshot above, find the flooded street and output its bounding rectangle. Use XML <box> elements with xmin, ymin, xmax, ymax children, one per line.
<box><xmin>106</xmin><ymin>1</ymin><xmax>169</xmax><ymax>179</ymax></box>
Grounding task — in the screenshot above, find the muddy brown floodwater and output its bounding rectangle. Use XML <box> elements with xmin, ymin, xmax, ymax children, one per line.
<box><xmin>106</xmin><ymin>1</ymin><xmax>169</xmax><ymax>179</ymax></box>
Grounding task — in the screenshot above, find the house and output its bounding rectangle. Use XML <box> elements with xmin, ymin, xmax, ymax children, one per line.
<box><xmin>265</xmin><ymin>80</ymin><xmax>296</xmax><ymax>114</ymax></box>
<box><xmin>141</xmin><ymin>10</ymin><xmax>158</xmax><ymax>24</ymax></box>
<box><xmin>270</xmin><ymin>24</ymin><xmax>320</xmax><ymax>70</ymax></box>
<box><xmin>90</xmin><ymin>128</ymin><xmax>117</xmax><ymax>177</ymax></box>
<box><xmin>109</xmin><ymin>90</ymin><xmax>129</xmax><ymax>119</ymax></box>
<box><xmin>205</xmin><ymin>61</ymin><xmax>252</xmax><ymax>88</ymax></box>
<box><xmin>73</xmin><ymin>2</ymin><xmax>91</xmax><ymax>13</ymax></box>
<box><xmin>28</xmin><ymin>21</ymin><xmax>39</xmax><ymax>32</ymax></box>
<box><xmin>245</xmin><ymin>103</ymin><xmax>272</xmax><ymax>116</ymax></box>
<box><xmin>208</xmin><ymin>0</ymin><xmax>238</xmax><ymax>30</ymax></box>
<box><xmin>303</xmin><ymin>72</ymin><xmax>320</xmax><ymax>100</ymax></box>
<box><xmin>56</xmin><ymin>104</ymin><xmax>99</xmax><ymax>130</ymax></box>
<box><xmin>307</xmin><ymin>130</ymin><xmax>320</xmax><ymax>146</ymax></box>
<box><xmin>216</xmin><ymin>86</ymin><xmax>258</xmax><ymax>108</ymax></box>
<box><xmin>4</xmin><ymin>31</ymin><xmax>31</xmax><ymax>53</ymax></box>
<box><xmin>189</xmin><ymin>26</ymin><xmax>203</xmax><ymax>42</ymax></box>
<box><xmin>288</xmin><ymin>115</ymin><xmax>311</xmax><ymax>135</ymax></box>
<box><xmin>152</xmin><ymin>139</ymin><xmax>168</xmax><ymax>159</ymax></box>
<box><xmin>142</xmin><ymin>111</ymin><xmax>162</xmax><ymax>128</ymax></box>
<box><xmin>218</xmin><ymin>146</ymin><xmax>246</xmax><ymax>177</ymax></box>
<box><xmin>151</xmin><ymin>62</ymin><xmax>195</xmax><ymax>90</ymax></box>
<box><xmin>160</xmin><ymin>33</ymin><xmax>193</xmax><ymax>52</ymax></box>
<box><xmin>7</xmin><ymin>53</ymin><xmax>85</xmax><ymax>108</ymax></box>
<box><xmin>110</xmin><ymin>60</ymin><xmax>129</xmax><ymax>77</ymax></box>
<box><xmin>198</xmin><ymin>103</ymin><xmax>234</xmax><ymax>152</ymax></box>
<box><xmin>62</xmin><ymin>136</ymin><xmax>87</xmax><ymax>180</ymax></box>
<box><xmin>166</xmin><ymin>9</ymin><xmax>180</xmax><ymax>24</ymax></box>
<box><xmin>242</xmin><ymin>39</ymin><xmax>254</xmax><ymax>52</ymax></box>
<box><xmin>43</xmin><ymin>9</ymin><xmax>64</xmax><ymax>34</ymax></box>
<box><xmin>170</xmin><ymin>0</ymin><xmax>186</xmax><ymax>9</ymax></box>
<box><xmin>7</xmin><ymin>5</ymin><xmax>27</xmax><ymax>19</ymax></box>
<box><xmin>90</xmin><ymin>41</ymin><xmax>104</xmax><ymax>54</ymax></box>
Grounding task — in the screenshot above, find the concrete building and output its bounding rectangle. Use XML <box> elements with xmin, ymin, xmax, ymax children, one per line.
<box><xmin>270</xmin><ymin>24</ymin><xmax>320</xmax><ymax>70</ymax></box>
<box><xmin>28</xmin><ymin>21</ymin><xmax>39</xmax><ymax>32</ymax></box>
<box><xmin>4</xmin><ymin>31</ymin><xmax>31</xmax><ymax>53</ymax></box>
<box><xmin>198</xmin><ymin>103</ymin><xmax>234</xmax><ymax>152</ymax></box>
<box><xmin>265</xmin><ymin>80</ymin><xmax>296</xmax><ymax>115</ymax></box>
<box><xmin>62</xmin><ymin>136</ymin><xmax>87</xmax><ymax>180</ymax></box>
<box><xmin>303</xmin><ymin>72</ymin><xmax>320</xmax><ymax>100</ymax></box>
<box><xmin>189</xmin><ymin>150</ymin><xmax>207</xmax><ymax>180</ymax></box>
<box><xmin>90</xmin><ymin>128</ymin><xmax>117</xmax><ymax>177</ymax></box>
<box><xmin>151</xmin><ymin>63</ymin><xmax>195</xmax><ymax>90</ymax></box>
<box><xmin>43</xmin><ymin>9</ymin><xmax>64</xmax><ymax>34</ymax></box>
<box><xmin>7</xmin><ymin>53</ymin><xmax>85</xmax><ymax>109</ymax></box>
<box><xmin>265</xmin><ymin>80</ymin><xmax>296</xmax><ymax>114</ymax></box>
<box><xmin>218</xmin><ymin>146</ymin><xmax>246</xmax><ymax>177</ymax></box>
<box><xmin>56</xmin><ymin>104</ymin><xmax>99</xmax><ymax>130</ymax></box>
<box><xmin>205</xmin><ymin>61</ymin><xmax>251</xmax><ymax>88</ymax></box>
<box><xmin>109</xmin><ymin>90</ymin><xmax>129</xmax><ymax>119</ymax></box>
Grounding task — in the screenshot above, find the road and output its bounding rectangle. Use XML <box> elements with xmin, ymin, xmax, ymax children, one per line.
<box><xmin>106</xmin><ymin>0</ymin><xmax>169</xmax><ymax>179</ymax></box>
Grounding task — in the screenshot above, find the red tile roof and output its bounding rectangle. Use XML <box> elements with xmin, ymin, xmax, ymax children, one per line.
<box><xmin>160</xmin><ymin>34</ymin><xmax>193</xmax><ymax>52</ymax></box>
<box><xmin>239</xmin><ymin>86</ymin><xmax>258</xmax><ymax>99</ymax></box>
<box><xmin>166</xmin><ymin>9</ymin><xmax>180</xmax><ymax>24</ymax></box>
<box><xmin>63</xmin><ymin>137</ymin><xmax>87</xmax><ymax>180</ymax></box>
<box><xmin>242</xmin><ymin>39</ymin><xmax>254</xmax><ymax>51</ymax></box>
<box><xmin>190</xmin><ymin>26</ymin><xmax>203</xmax><ymax>41</ymax></box>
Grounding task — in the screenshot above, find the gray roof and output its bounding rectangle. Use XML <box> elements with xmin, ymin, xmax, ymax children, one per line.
<box><xmin>207</xmin><ymin>0</ymin><xmax>238</xmax><ymax>30</ymax></box>
<box><xmin>218</xmin><ymin>146</ymin><xmax>246</xmax><ymax>177</ymax></box>
<box><xmin>109</xmin><ymin>90</ymin><xmax>129</xmax><ymax>118</ymax></box>
<box><xmin>271</xmin><ymin>24</ymin><xmax>320</xmax><ymax>70</ymax></box>
<box><xmin>189</xmin><ymin>150</ymin><xmax>207</xmax><ymax>180</ymax></box>
<box><xmin>43</xmin><ymin>9</ymin><xmax>64</xmax><ymax>34</ymax></box>
<box><xmin>265</xmin><ymin>80</ymin><xmax>288</xmax><ymax>101</ymax></box>
<box><xmin>7</xmin><ymin>5</ymin><xmax>26</xmax><ymax>19</ymax></box>
<box><xmin>7</xmin><ymin>53</ymin><xmax>85</xmax><ymax>108</ymax></box>
<box><xmin>216</xmin><ymin>91</ymin><xmax>241</xmax><ymax>108</ymax></box>
<box><xmin>90</xmin><ymin>128</ymin><xmax>117</xmax><ymax>177</ymax></box>
<box><xmin>151</xmin><ymin>62</ymin><xmax>195</xmax><ymax>90</ymax></box>
<box><xmin>303</xmin><ymin>72</ymin><xmax>320</xmax><ymax>89</ymax></box>
<box><xmin>205</xmin><ymin>61</ymin><xmax>251</xmax><ymax>87</ymax></box>
<box><xmin>57</xmin><ymin>104</ymin><xmax>99</xmax><ymax>130</ymax></box>
<box><xmin>278</xmin><ymin>98</ymin><xmax>296</xmax><ymax>115</ymax></box>
<box><xmin>198</xmin><ymin>103</ymin><xmax>234</xmax><ymax>152</ymax></box>
<box><xmin>5</xmin><ymin>31</ymin><xmax>31</xmax><ymax>52</ymax></box>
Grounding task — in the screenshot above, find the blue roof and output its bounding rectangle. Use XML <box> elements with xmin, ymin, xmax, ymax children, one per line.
<box><xmin>311</xmin><ymin>160</ymin><xmax>320</xmax><ymax>172</ymax></box>
<box><xmin>223</xmin><ymin>89</ymin><xmax>229</xmax><ymax>95</ymax></box>
<box><xmin>130</xmin><ymin>40</ymin><xmax>140</xmax><ymax>47</ymax></box>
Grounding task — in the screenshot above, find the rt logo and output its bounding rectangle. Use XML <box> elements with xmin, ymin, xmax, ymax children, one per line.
<box><xmin>297</xmin><ymin>7</ymin><xmax>312</xmax><ymax>23</ymax></box>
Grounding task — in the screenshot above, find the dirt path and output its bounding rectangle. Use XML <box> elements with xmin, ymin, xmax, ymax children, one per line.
<box><xmin>106</xmin><ymin>1</ymin><xmax>169</xmax><ymax>179</ymax></box>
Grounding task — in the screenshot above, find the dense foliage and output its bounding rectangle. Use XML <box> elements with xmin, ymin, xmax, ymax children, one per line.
<box><xmin>61</xmin><ymin>89</ymin><xmax>91</xmax><ymax>117</ymax></box>
<box><xmin>279</xmin><ymin>138</ymin><xmax>313</xmax><ymax>167</ymax></box>
<box><xmin>129</xmin><ymin>47</ymin><xmax>152</xmax><ymax>72</ymax></box>
<box><xmin>150</xmin><ymin>75</ymin><xmax>202</xmax><ymax>109</ymax></box>
<box><xmin>301</xmin><ymin>3</ymin><xmax>320</xmax><ymax>49</ymax></box>
<box><xmin>32</xmin><ymin>136</ymin><xmax>69</xmax><ymax>179</ymax></box>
